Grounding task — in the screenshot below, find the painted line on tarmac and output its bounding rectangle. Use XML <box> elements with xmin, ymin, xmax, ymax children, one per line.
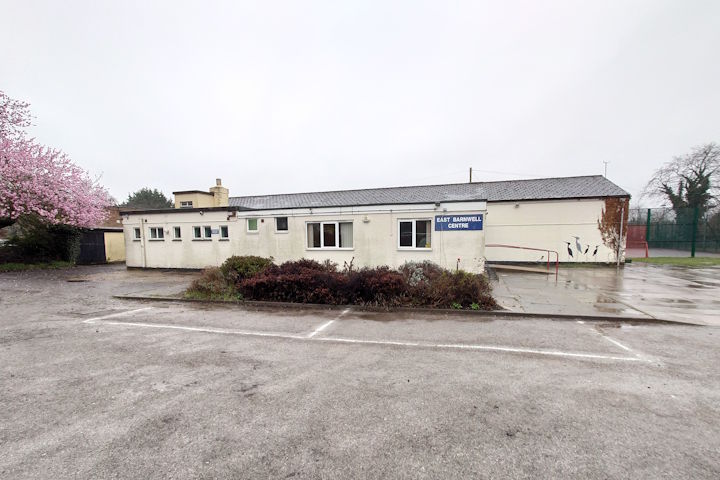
<box><xmin>577</xmin><ymin>321</ymin><xmax>653</xmax><ymax>362</ymax></box>
<box><xmin>307</xmin><ymin>308</ymin><xmax>350</xmax><ymax>338</ymax></box>
<box><xmin>83</xmin><ymin>307</ymin><xmax>154</xmax><ymax>324</ymax></box>
<box><xmin>91</xmin><ymin>319</ymin><xmax>309</xmax><ymax>340</ymax></box>
<box><xmin>318</xmin><ymin>337</ymin><xmax>649</xmax><ymax>362</ymax></box>
<box><xmin>85</xmin><ymin>315</ymin><xmax>649</xmax><ymax>363</ymax></box>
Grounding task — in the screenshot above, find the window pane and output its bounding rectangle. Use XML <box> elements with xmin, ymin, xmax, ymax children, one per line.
<box><xmin>157</xmin><ymin>228</ymin><xmax>164</xmax><ymax>239</ymax></box>
<box><xmin>150</xmin><ymin>228</ymin><xmax>157</xmax><ymax>239</ymax></box>
<box><xmin>248</xmin><ymin>218</ymin><xmax>258</xmax><ymax>231</ymax></box>
<box><xmin>134</xmin><ymin>228</ymin><xmax>140</xmax><ymax>239</ymax></box>
<box><xmin>323</xmin><ymin>223</ymin><xmax>336</xmax><ymax>247</ymax></box>
<box><xmin>339</xmin><ymin>222</ymin><xmax>353</xmax><ymax>248</ymax></box>
<box><xmin>307</xmin><ymin>223</ymin><xmax>320</xmax><ymax>248</ymax></box>
<box><xmin>204</xmin><ymin>226</ymin><xmax>212</xmax><ymax>238</ymax></box>
<box><xmin>193</xmin><ymin>226</ymin><xmax>201</xmax><ymax>238</ymax></box>
<box><xmin>399</xmin><ymin>221</ymin><xmax>413</xmax><ymax>247</ymax></box>
<box><xmin>174</xmin><ymin>227</ymin><xmax>181</xmax><ymax>238</ymax></box>
<box><xmin>276</xmin><ymin>217</ymin><xmax>288</xmax><ymax>231</ymax></box>
<box><xmin>221</xmin><ymin>226</ymin><xmax>228</xmax><ymax>238</ymax></box>
<box><xmin>416</xmin><ymin>220</ymin><xmax>430</xmax><ymax>248</ymax></box>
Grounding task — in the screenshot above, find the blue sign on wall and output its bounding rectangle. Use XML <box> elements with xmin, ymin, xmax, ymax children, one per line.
<box><xmin>435</xmin><ymin>214</ymin><xmax>483</xmax><ymax>231</ymax></box>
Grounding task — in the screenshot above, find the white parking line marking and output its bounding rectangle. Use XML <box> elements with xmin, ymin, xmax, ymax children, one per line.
<box><xmin>83</xmin><ymin>307</ymin><xmax>154</xmax><ymax>324</ymax></box>
<box><xmin>308</xmin><ymin>320</ymin><xmax>335</xmax><ymax>338</ymax></box>
<box><xmin>319</xmin><ymin>337</ymin><xmax>648</xmax><ymax>362</ymax></box>
<box><xmin>307</xmin><ymin>308</ymin><xmax>350</xmax><ymax>338</ymax></box>
<box><xmin>85</xmin><ymin>315</ymin><xmax>651</xmax><ymax>363</ymax></box>
<box><xmin>600</xmin><ymin>335</ymin><xmax>633</xmax><ymax>353</ymax></box>
<box><xmin>95</xmin><ymin>319</ymin><xmax>308</xmax><ymax>339</ymax></box>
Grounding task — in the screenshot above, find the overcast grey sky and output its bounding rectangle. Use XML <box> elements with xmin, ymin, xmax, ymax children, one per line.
<box><xmin>1</xmin><ymin>0</ymin><xmax>718</xmax><ymax>204</ymax></box>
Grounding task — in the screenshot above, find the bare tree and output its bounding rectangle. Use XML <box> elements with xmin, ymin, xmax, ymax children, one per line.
<box><xmin>644</xmin><ymin>143</ymin><xmax>720</xmax><ymax>216</ymax></box>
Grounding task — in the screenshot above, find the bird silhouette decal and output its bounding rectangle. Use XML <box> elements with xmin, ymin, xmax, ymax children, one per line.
<box><xmin>564</xmin><ymin>241</ymin><xmax>574</xmax><ymax>259</ymax></box>
<box><xmin>573</xmin><ymin>236</ymin><xmax>583</xmax><ymax>254</ymax></box>
<box><xmin>584</xmin><ymin>245</ymin><xmax>590</xmax><ymax>255</ymax></box>
<box><xmin>592</xmin><ymin>245</ymin><xmax>599</xmax><ymax>258</ymax></box>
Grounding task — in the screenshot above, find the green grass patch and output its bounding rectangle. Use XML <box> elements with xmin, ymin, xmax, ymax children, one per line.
<box><xmin>631</xmin><ymin>257</ymin><xmax>720</xmax><ymax>267</ymax></box>
<box><xmin>0</xmin><ymin>261</ymin><xmax>75</xmax><ymax>272</ymax></box>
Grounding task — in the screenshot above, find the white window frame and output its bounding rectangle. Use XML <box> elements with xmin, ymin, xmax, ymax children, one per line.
<box><xmin>133</xmin><ymin>227</ymin><xmax>141</xmax><ymax>241</ymax></box>
<box><xmin>203</xmin><ymin>226</ymin><xmax>212</xmax><ymax>239</ymax></box>
<box><xmin>397</xmin><ymin>219</ymin><xmax>432</xmax><ymax>250</ymax></box>
<box><xmin>173</xmin><ymin>226</ymin><xmax>182</xmax><ymax>240</ymax></box>
<box><xmin>275</xmin><ymin>216</ymin><xmax>289</xmax><ymax>233</ymax></box>
<box><xmin>192</xmin><ymin>225</ymin><xmax>212</xmax><ymax>240</ymax></box>
<box><xmin>247</xmin><ymin>218</ymin><xmax>259</xmax><ymax>233</ymax></box>
<box><xmin>220</xmin><ymin>225</ymin><xmax>229</xmax><ymax>239</ymax></box>
<box><xmin>180</xmin><ymin>201</ymin><xmax>193</xmax><ymax>208</ymax></box>
<box><xmin>149</xmin><ymin>227</ymin><xmax>164</xmax><ymax>240</ymax></box>
<box><xmin>305</xmin><ymin>221</ymin><xmax>353</xmax><ymax>250</ymax></box>
<box><xmin>193</xmin><ymin>226</ymin><xmax>202</xmax><ymax>239</ymax></box>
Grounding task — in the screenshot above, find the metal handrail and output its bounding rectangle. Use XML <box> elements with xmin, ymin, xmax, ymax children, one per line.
<box><xmin>485</xmin><ymin>243</ymin><xmax>559</xmax><ymax>279</ymax></box>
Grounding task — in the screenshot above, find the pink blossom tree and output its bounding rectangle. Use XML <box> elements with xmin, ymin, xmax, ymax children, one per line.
<box><xmin>0</xmin><ymin>90</ymin><xmax>112</xmax><ymax>228</ymax></box>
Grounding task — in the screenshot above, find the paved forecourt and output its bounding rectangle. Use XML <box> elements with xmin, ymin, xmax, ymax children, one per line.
<box><xmin>82</xmin><ymin>303</ymin><xmax>657</xmax><ymax>365</ymax></box>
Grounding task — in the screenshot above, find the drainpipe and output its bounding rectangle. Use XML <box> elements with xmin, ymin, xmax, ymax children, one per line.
<box><xmin>616</xmin><ymin>205</ymin><xmax>624</xmax><ymax>268</ymax></box>
<box><xmin>141</xmin><ymin>217</ymin><xmax>147</xmax><ymax>268</ymax></box>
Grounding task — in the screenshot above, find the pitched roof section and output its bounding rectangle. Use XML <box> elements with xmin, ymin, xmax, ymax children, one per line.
<box><xmin>229</xmin><ymin>175</ymin><xmax>629</xmax><ymax>210</ymax></box>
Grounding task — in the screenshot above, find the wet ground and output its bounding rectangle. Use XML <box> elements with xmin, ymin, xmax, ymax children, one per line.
<box><xmin>1</xmin><ymin>264</ymin><xmax>720</xmax><ymax>479</ymax></box>
<box><xmin>492</xmin><ymin>263</ymin><xmax>720</xmax><ymax>325</ymax></box>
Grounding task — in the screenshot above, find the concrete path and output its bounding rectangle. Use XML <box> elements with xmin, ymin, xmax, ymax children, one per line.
<box><xmin>492</xmin><ymin>264</ymin><xmax>720</xmax><ymax>326</ymax></box>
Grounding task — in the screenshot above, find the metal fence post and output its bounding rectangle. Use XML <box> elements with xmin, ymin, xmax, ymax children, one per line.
<box><xmin>691</xmin><ymin>207</ymin><xmax>699</xmax><ymax>258</ymax></box>
<box><xmin>645</xmin><ymin>208</ymin><xmax>651</xmax><ymax>243</ymax></box>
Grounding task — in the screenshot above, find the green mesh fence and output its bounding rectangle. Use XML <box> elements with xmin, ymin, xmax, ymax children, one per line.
<box><xmin>629</xmin><ymin>207</ymin><xmax>720</xmax><ymax>255</ymax></box>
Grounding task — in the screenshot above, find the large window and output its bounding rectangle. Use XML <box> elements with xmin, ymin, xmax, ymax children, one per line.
<box><xmin>275</xmin><ymin>217</ymin><xmax>288</xmax><ymax>232</ymax></box>
<box><xmin>307</xmin><ymin>221</ymin><xmax>353</xmax><ymax>249</ymax></box>
<box><xmin>180</xmin><ymin>201</ymin><xmax>193</xmax><ymax>208</ymax></box>
<box><xmin>149</xmin><ymin>227</ymin><xmax>164</xmax><ymax>240</ymax></box>
<box><xmin>247</xmin><ymin>218</ymin><xmax>258</xmax><ymax>232</ymax></box>
<box><xmin>398</xmin><ymin>220</ymin><xmax>431</xmax><ymax>249</ymax></box>
<box><xmin>193</xmin><ymin>226</ymin><xmax>212</xmax><ymax>240</ymax></box>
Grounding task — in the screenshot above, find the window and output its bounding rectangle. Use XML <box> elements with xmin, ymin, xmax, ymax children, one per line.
<box><xmin>307</xmin><ymin>221</ymin><xmax>353</xmax><ymax>249</ymax></box>
<box><xmin>149</xmin><ymin>227</ymin><xmax>164</xmax><ymax>240</ymax></box>
<box><xmin>193</xmin><ymin>226</ymin><xmax>212</xmax><ymax>240</ymax></box>
<box><xmin>247</xmin><ymin>218</ymin><xmax>258</xmax><ymax>232</ymax></box>
<box><xmin>204</xmin><ymin>226</ymin><xmax>212</xmax><ymax>238</ymax></box>
<box><xmin>220</xmin><ymin>225</ymin><xmax>229</xmax><ymax>239</ymax></box>
<box><xmin>133</xmin><ymin>228</ymin><xmax>141</xmax><ymax>240</ymax></box>
<box><xmin>398</xmin><ymin>220</ymin><xmax>431</xmax><ymax>249</ymax></box>
<box><xmin>193</xmin><ymin>226</ymin><xmax>202</xmax><ymax>239</ymax></box>
<box><xmin>173</xmin><ymin>226</ymin><xmax>181</xmax><ymax>239</ymax></box>
<box><xmin>275</xmin><ymin>217</ymin><xmax>288</xmax><ymax>232</ymax></box>
<box><xmin>180</xmin><ymin>201</ymin><xmax>193</xmax><ymax>208</ymax></box>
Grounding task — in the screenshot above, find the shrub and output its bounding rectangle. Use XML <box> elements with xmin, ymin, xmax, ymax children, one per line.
<box><xmin>426</xmin><ymin>270</ymin><xmax>498</xmax><ymax>310</ymax></box>
<box><xmin>220</xmin><ymin>255</ymin><xmax>273</xmax><ymax>283</ymax></box>
<box><xmin>5</xmin><ymin>215</ymin><xmax>81</xmax><ymax>262</ymax></box>
<box><xmin>239</xmin><ymin>270</ymin><xmax>347</xmax><ymax>304</ymax></box>
<box><xmin>186</xmin><ymin>267</ymin><xmax>239</xmax><ymax>300</ymax></box>
<box><xmin>399</xmin><ymin>261</ymin><xmax>444</xmax><ymax>286</ymax></box>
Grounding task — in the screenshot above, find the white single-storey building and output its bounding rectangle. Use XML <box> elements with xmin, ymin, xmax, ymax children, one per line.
<box><xmin>121</xmin><ymin>176</ymin><xmax>629</xmax><ymax>273</ymax></box>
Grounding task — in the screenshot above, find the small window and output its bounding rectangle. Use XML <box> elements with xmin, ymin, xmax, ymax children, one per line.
<box><xmin>149</xmin><ymin>227</ymin><xmax>164</xmax><ymax>240</ymax></box>
<box><xmin>398</xmin><ymin>220</ymin><xmax>431</xmax><ymax>249</ymax></box>
<box><xmin>247</xmin><ymin>218</ymin><xmax>258</xmax><ymax>232</ymax></box>
<box><xmin>173</xmin><ymin>226</ymin><xmax>181</xmax><ymax>239</ymax></box>
<box><xmin>193</xmin><ymin>226</ymin><xmax>202</xmax><ymax>239</ymax></box>
<box><xmin>204</xmin><ymin>226</ymin><xmax>212</xmax><ymax>238</ymax></box>
<box><xmin>307</xmin><ymin>221</ymin><xmax>353</xmax><ymax>249</ymax></box>
<box><xmin>180</xmin><ymin>201</ymin><xmax>193</xmax><ymax>208</ymax></box>
<box><xmin>276</xmin><ymin>217</ymin><xmax>288</xmax><ymax>232</ymax></box>
<box><xmin>134</xmin><ymin>228</ymin><xmax>141</xmax><ymax>240</ymax></box>
<box><xmin>220</xmin><ymin>225</ymin><xmax>229</xmax><ymax>238</ymax></box>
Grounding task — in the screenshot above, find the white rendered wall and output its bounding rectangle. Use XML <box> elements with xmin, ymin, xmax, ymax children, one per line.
<box><xmin>122</xmin><ymin>202</ymin><xmax>488</xmax><ymax>272</ymax></box>
<box><xmin>484</xmin><ymin>199</ymin><xmax>622</xmax><ymax>263</ymax></box>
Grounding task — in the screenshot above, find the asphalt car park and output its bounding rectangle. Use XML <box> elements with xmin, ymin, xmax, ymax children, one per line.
<box><xmin>1</xmin><ymin>265</ymin><xmax>719</xmax><ymax>479</ymax></box>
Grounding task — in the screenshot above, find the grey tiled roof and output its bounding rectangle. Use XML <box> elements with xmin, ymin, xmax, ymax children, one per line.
<box><xmin>229</xmin><ymin>175</ymin><xmax>629</xmax><ymax>211</ymax></box>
